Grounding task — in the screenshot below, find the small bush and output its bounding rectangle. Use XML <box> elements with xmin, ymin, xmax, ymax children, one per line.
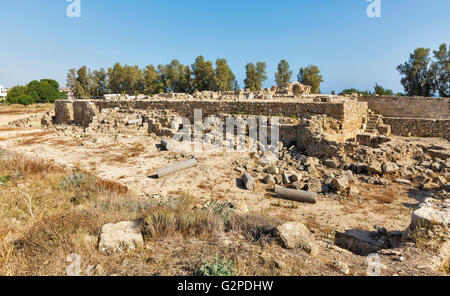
<box><xmin>59</xmin><ymin>173</ymin><xmax>89</xmax><ymax>190</ymax></box>
<box><xmin>206</xmin><ymin>201</ymin><xmax>235</xmax><ymax>222</ymax></box>
<box><xmin>0</xmin><ymin>175</ymin><xmax>11</xmax><ymax>186</ymax></box>
<box><xmin>59</xmin><ymin>172</ymin><xmax>128</xmax><ymax>195</ymax></box>
<box><xmin>198</xmin><ymin>254</ymin><xmax>236</xmax><ymax>276</ymax></box>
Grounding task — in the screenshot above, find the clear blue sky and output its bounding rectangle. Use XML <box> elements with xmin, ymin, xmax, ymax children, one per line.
<box><xmin>1</xmin><ymin>0</ymin><xmax>449</xmax><ymax>93</ymax></box>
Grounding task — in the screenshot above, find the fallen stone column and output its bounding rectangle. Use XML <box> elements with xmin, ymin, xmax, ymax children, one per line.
<box><xmin>156</xmin><ymin>158</ymin><xmax>197</xmax><ymax>178</ymax></box>
<box><xmin>127</xmin><ymin>118</ymin><xmax>143</xmax><ymax>125</ymax></box>
<box><xmin>275</xmin><ymin>187</ymin><xmax>317</xmax><ymax>204</ymax></box>
<box><xmin>161</xmin><ymin>139</ymin><xmax>173</xmax><ymax>151</ymax></box>
<box><xmin>242</xmin><ymin>173</ymin><xmax>256</xmax><ymax>191</ymax></box>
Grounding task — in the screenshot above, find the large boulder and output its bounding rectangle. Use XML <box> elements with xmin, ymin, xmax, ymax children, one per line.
<box><xmin>410</xmin><ymin>198</ymin><xmax>450</xmax><ymax>230</ymax></box>
<box><xmin>307</xmin><ymin>178</ymin><xmax>325</xmax><ymax>193</ymax></box>
<box><xmin>330</xmin><ymin>176</ymin><xmax>349</xmax><ymax>192</ymax></box>
<box><xmin>368</xmin><ymin>162</ymin><xmax>383</xmax><ymax>175</ymax></box>
<box><xmin>382</xmin><ymin>162</ymin><xmax>399</xmax><ymax>174</ymax></box>
<box><xmin>274</xmin><ymin>222</ymin><xmax>320</xmax><ymax>256</ymax></box>
<box><xmin>98</xmin><ymin>221</ymin><xmax>144</xmax><ymax>255</ymax></box>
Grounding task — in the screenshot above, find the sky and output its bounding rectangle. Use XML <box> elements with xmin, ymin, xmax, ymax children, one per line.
<box><xmin>0</xmin><ymin>0</ymin><xmax>449</xmax><ymax>94</ymax></box>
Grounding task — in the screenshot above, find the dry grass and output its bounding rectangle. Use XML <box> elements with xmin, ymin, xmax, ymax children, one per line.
<box><xmin>142</xmin><ymin>207</ymin><xmax>224</xmax><ymax>240</ymax></box>
<box><xmin>0</xmin><ymin>103</ymin><xmax>53</xmax><ymax>115</ymax></box>
<box><xmin>0</xmin><ymin>148</ymin><xmax>325</xmax><ymax>276</ymax></box>
<box><xmin>102</xmin><ymin>142</ymin><xmax>147</xmax><ymax>164</ymax></box>
<box><xmin>226</xmin><ymin>214</ymin><xmax>283</xmax><ymax>244</ymax></box>
<box><xmin>0</xmin><ymin>149</ymin><xmax>64</xmax><ymax>175</ymax></box>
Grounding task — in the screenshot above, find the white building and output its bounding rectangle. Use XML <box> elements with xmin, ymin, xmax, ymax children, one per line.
<box><xmin>0</xmin><ymin>85</ymin><xmax>7</xmax><ymax>99</ymax></box>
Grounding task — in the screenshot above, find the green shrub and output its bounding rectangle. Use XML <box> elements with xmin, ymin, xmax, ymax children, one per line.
<box><xmin>198</xmin><ymin>254</ymin><xmax>236</xmax><ymax>276</ymax></box>
<box><xmin>0</xmin><ymin>175</ymin><xmax>11</xmax><ymax>186</ymax></box>
<box><xmin>59</xmin><ymin>173</ymin><xmax>90</xmax><ymax>190</ymax></box>
<box><xmin>206</xmin><ymin>201</ymin><xmax>235</xmax><ymax>222</ymax></box>
<box><xmin>17</xmin><ymin>95</ymin><xmax>34</xmax><ymax>105</ymax></box>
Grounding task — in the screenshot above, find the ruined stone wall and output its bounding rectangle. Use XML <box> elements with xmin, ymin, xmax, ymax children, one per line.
<box><xmin>383</xmin><ymin>117</ymin><xmax>450</xmax><ymax>140</ymax></box>
<box><xmin>54</xmin><ymin>100</ymin><xmax>74</xmax><ymax>124</ymax></box>
<box><xmin>55</xmin><ymin>99</ymin><xmax>368</xmax><ymax>137</ymax></box>
<box><xmin>358</xmin><ymin>96</ymin><xmax>450</xmax><ymax>119</ymax></box>
<box><xmin>342</xmin><ymin>101</ymin><xmax>368</xmax><ymax>132</ymax></box>
<box><xmin>92</xmin><ymin>99</ymin><xmax>366</xmax><ymax>132</ymax></box>
<box><xmin>73</xmin><ymin>101</ymin><xmax>99</xmax><ymax>127</ymax></box>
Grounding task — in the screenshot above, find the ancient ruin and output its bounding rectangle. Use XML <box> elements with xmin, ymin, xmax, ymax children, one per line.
<box><xmin>1</xmin><ymin>84</ymin><xmax>449</xmax><ymax>276</ymax></box>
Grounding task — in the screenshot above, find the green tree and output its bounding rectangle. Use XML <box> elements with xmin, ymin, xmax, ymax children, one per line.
<box><xmin>431</xmin><ymin>43</ymin><xmax>449</xmax><ymax>97</ymax></box>
<box><xmin>192</xmin><ymin>56</ymin><xmax>216</xmax><ymax>91</ymax></box>
<box><xmin>297</xmin><ymin>65</ymin><xmax>323</xmax><ymax>94</ymax></box>
<box><xmin>179</xmin><ymin>65</ymin><xmax>194</xmax><ymax>93</ymax></box>
<box><xmin>107</xmin><ymin>63</ymin><xmax>124</xmax><ymax>94</ymax></box>
<box><xmin>27</xmin><ymin>80</ymin><xmax>61</xmax><ymax>103</ymax></box>
<box><xmin>143</xmin><ymin>65</ymin><xmax>164</xmax><ymax>95</ymax></box>
<box><xmin>17</xmin><ymin>94</ymin><xmax>34</xmax><ymax>105</ymax></box>
<box><xmin>214</xmin><ymin>58</ymin><xmax>236</xmax><ymax>92</ymax></box>
<box><xmin>275</xmin><ymin>59</ymin><xmax>293</xmax><ymax>86</ymax></box>
<box><xmin>66</xmin><ymin>68</ymin><xmax>77</xmax><ymax>90</ymax></box>
<box><xmin>91</xmin><ymin>68</ymin><xmax>107</xmax><ymax>97</ymax></box>
<box><xmin>6</xmin><ymin>86</ymin><xmax>27</xmax><ymax>104</ymax></box>
<box><xmin>397</xmin><ymin>48</ymin><xmax>434</xmax><ymax>97</ymax></box>
<box><xmin>244</xmin><ymin>62</ymin><xmax>267</xmax><ymax>91</ymax></box>
<box><xmin>158</xmin><ymin>60</ymin><xmax>192</xmax><ymax>93</ymax></box>
<box><xmin>373</xmin><ymin>83</ymin><xmax>393</xmax><ymax>96</ymax></box>
<box><xmin>40</xmin><ymin>79</ymin><xmax>59</xmax><ymax>91</ymax></box>
<box><xmin>122</xmin><ymin>65</ymin><xmax>143</xmax><ymax>95</ymax></box>
<box><xmin>68</xmin><ymin>66</ymin><xmax>93</xmax><ymax>99</ymax></box>
<box><xmin>8</xmin><ymin>78</ymin><xmax>65</xmax><ymax>105</ymax></box>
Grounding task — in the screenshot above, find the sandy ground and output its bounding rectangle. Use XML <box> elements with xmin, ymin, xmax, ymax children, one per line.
<box><xmin>0</xmin><ymin>106</ymin><xmax>447</xmax><ymax>275</ymax></box>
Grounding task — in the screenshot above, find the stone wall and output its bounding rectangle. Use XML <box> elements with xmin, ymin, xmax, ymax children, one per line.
<box><xmin>92</xmin><ymin>99</ymin><xmax>367</xmax><ymax>132</ymax></box>
<box><xmin>54</xmin><ymin>100</ymin><xmax>74</xmax><ymax>124</ymax></box>
<box><xmin>73</xmin><ymin>101</ymin><xmax>99</xmax><ymax>127</ymax></box>
<box><xmin>383</xmin><ymin>117</ymin><xmax>450</xmax><ymax>140</ymax></box>
<box><xmin>358</xmin><ymin>95</ymin><xmax>450</xmax><ymax>119</ymax></box>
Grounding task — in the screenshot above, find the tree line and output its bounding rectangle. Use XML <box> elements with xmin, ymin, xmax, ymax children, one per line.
<box><xmin>66</xmin><ymin>56</ymin><xmax>324</xmax><ymax>99</ymax></box>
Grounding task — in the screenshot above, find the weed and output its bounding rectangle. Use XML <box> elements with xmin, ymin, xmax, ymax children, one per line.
<box><xmin>271</xmin><ymin>200</ymin><xmax>282</xmax><ymax>207</ymax></box>
<box><xmin>0</xmin><ymin>175</ymin><xmax>11</xmax><ymax>186</ymax></box>
<box><xmin>59</xmin><ymin>173</ymin><xmax>89</xmax><ymax>190</ymax></box>
<box><xmin>408</xmin><ymin>221</ymin><xmax>431</xmax><ymax>245</ymax></box>
<box><xmin>198</xmin><ymin>254</ymin><xmax>236</xmax><ymax>276</ymax></box>
<box><xmin>206</xmin><ymin>201</ymin><xmax>235</xmax><ymax>222</ymax></box>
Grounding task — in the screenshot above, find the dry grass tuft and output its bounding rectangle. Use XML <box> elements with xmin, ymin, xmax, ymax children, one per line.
<box><xmin>0</xmin><ymin>149</ymin><xmax>64</xmax><ymax>175</ymax></box>
<box><xmin>226</xmin><ymin>214</ymin><xmax>283</xmax><ymax>243</ymax></box>
<box><xmin>142</xmin><ymin>207</ymin><xmax>224</xmax><ymax>239</ymax></box>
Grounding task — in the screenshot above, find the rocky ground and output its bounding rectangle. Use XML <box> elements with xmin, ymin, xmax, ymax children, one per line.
<box><xmin>0</xmin><ymin>103</ymin><xmax>448</xmax><ymax>276</ymax></box>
